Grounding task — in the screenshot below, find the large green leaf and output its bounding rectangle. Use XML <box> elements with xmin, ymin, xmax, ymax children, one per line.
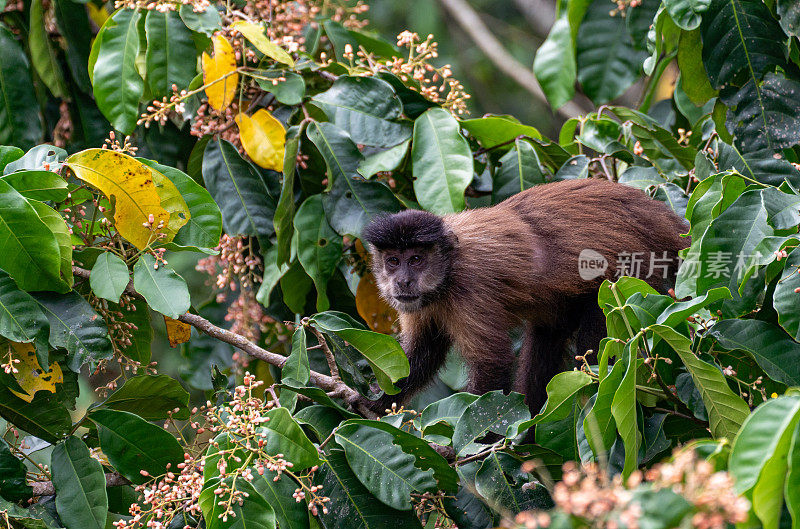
<box><xmin>91</xmin><ymin>8</ymin><xmax>145</xmax><ymax>135</ymax></box>
<box><xmin>29</xmin><ymin>200</ymin><xmax>73</xmax><ymax>290</ymax></box>
<box><xmin>777</xmin><ymin>0</ymin><xmax>800</xmax><ymax>37</ymax></box>
<box><xmin>584</xmin><ymin>355</ymin><xmax>625</xmax><ymax>456</ymax></box>
<box><xmin>676</xmin><ymin>30</ymin><xmax>717</xmax><ymax>105</ymax></box>
<box><xmin>100</xmin><ymin>374</ymin><xmax>190</xmax><ymax>420</ymax></box>
<box><xmin>651</xmin><ymin>324</ymin><xmax>750</xmax><ymax>440</ymax></box>
<box><xmin>294</xmin><ymin>195</ymin><xmax>342</xmax><ymax>311</ymax></box>
<box><xmin>307</xmin><ymin>122</ymin><xmax>402</xmax><ymax>237</ymax></box>
<box><xmin>29</xmin><ymin>0</ymin><xmax>67</xmax><ymax>98</ymax></box>
<box><xmin>51</xmin><ymin>437</ymin><xmax>108</xmax><ymax>529</ymax></box>
<box><xmin>89</xmin><ymin>409</ymin><xmax>184</xmax><ymax>484</ymax></box>
<box><xmin>459</xmin><ymin>115</ymin><xmax>542</xmax><ymax>148</ymax></box>
<box><xmin>316</xmin><ymin>449</ymin><xmax>422</xmax><ymax>529</ymax></box>
<box><xmin>179</xmin><ymin>4</ymin><xmax>221</xmax><ymax>35</ymax></box>
<box><xmin>311</xmin><ymin>311</ymin><xmax>409</xmax><ymax>394</ymax></box>
<box><xmin>708</xmin><ymin>319</ymin><xmax>800</xmax><ymax>386</ymax></box>
<box><xmin>533</xmin><ymin>16</ymin><xmax>576</xmax><ymax>109</ymax></box>
<box><xmin>576</xmin><ymin>0</ymin><xmax>647</xmax><ymax>103</ymax></box>
<box><xmin>334</xmin><ymin>422</ymin><xmax>438</xmax><ymax>510</ymax></box>
<box><xmin>721</xmin><ymin>73</ymin><xmax>800</xmax><ymax>152</ymax></box>
<box><xmin>611</xmin><ymin>336</ymin><xmax>640</xmax><ymax>479</ymax></box>
<box><xmin>530</xmin><ymin>371</ymin><xmax>594</xmax><ymax>424</ymax></box>
<box><xmin>0</xmin><ymin>179</ymin><xmax>66</xmax><ymax>292</ymax></box>
<box><xmin>492</xmin><ymin>138</ymin><xmax>545</xmax><ymax>204</ymax></box>
<box><xmin>716</xmin><ymin>142</ymin><xmax>800</xmax><ymax>187</ymax></box>
<box><xmin>33</xmin><ymin>291</ymin><xmax>114</xmax><ymax>371</ymax></box>
<box><xmin>0</xmin><ymin>26</ymin><xmax>42</xmax><ymax>149</ymax></box>
<box><xmin>411</xmin><ymin>109</ymin><xmax>472</xmax><ymax>214</ymax></box>
<box><xmin>199</xmin><ymin>478</ymin><xmax>276</xmax><ymax>529</ymax></box>
<box><xmin>418</xmin><ymin>392</ymin><xmax>479</xmax><ymax>444</ymax></box>
<box><xmin>144</xmin><ymin>10</ymin><xmax>197</xmax><ymax>99</ymax></box>
<box><xmin>202</xmin><ymin>139</ymin><xmax>277</xmax><ymax>245</ymax></box>
<box><xmin>0</xmin><ymin>439</ymin><xmax>30</xmax><ymax>501</ymax></box>
<box><xmin>729</xmin><ymin>396</ymin><xmax>800</xmax><ymax>493</ymax></box>
<box><xmin>0</xmin><ymin>384</ymin><xmax>72</xmax><ymax>443</ymax></box>
<box><xmin>452</xmin><ymin>391</ymin><xmax>530</xmax><ymax>457</ymax></box>
<box><xmin>0</xmin><ymin>269</ymin><xmax>50</xmax><ymax>363</ymax></box>
<box><xmin>786</xmin><ymin>421</ymin><xmax>800</xmax><ymax>527</ymax></box>
<box><xmin>312</xmin><ymin>76</ymin><xmax>411</xmax><ymax>148</ymax></box>
<box><xmin>1</xmin><ymin>170</ymin><xmax>69</xmax><ymax>202</ymax></box>
<box><xmin>260</xmin><ymin>407</ymin><xmax>320</xmax><ymax>470</ymax></box>
<box><xmin>475</xmin><ymin>451</ymin><xmax>550</xmax><ymax>514</ymax></box>
<box><xmin>133</xmin><ymin>255</ymin><xmax>191</xmax><ymax>319</ymax></box>
<box><xmin>774</xmin><ymin>251</ymin><xmax>800</xmax><ymax>341</ymax></box>
<box><xmin>251</xmin><ymin>468</ymin><xmax>309</xmax><ymax>529</ymax></box>
<box><xmin>279</xmin><ymin>328</ymin><xmax>310</xmax><ymax>411</ymax></box>
<box><xmin>274</xmin><ymin>136</ymin><xmax>298</xmax><ymax>266</ymax></box>
<box><xmin>89</xmin><ymin>252</ymin><xmax>130</xmax><ymax>303</ymax></box>
<box><xmin>141</xmin><ymin>160</ymin><xmax>222</xmax><ymax>250</ymax></box>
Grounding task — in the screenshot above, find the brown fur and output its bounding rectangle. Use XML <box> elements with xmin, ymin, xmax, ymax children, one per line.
<box><xmin>365</xmin><ymin>179</ymin><xmax>689</xmax><ymax>414</ymax></box>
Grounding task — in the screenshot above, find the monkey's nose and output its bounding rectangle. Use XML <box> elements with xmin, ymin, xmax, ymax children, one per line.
<box><xmin>398</xmin><ymin>279</ymin><xmax>412</xmax><ymax>289</ymax></box>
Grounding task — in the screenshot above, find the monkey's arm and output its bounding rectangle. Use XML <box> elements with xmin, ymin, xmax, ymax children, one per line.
<box><xmin>365</xmin><ymin>321</ymin><xmax>451</xmax><ymax>413</ymax></box>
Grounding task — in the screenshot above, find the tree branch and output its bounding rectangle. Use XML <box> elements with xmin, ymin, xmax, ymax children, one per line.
<box><xmin>71</xmin><ymin>266</ymin><xmax>377</xmax><ymax>419</ymax></box>
<box><xmin>436</xmin><ymin>0</ymin><xmax>594</xmax><ymax>120</ymax></box>
<box><xmin>512</xmin><ymin>0</ymin><xmax>556</xmax><ymax>39</ymax></box>
<box><xmin>32</xmin><ymin>472</ymin><xmax>129</xmax><ymax>497</ymax></box>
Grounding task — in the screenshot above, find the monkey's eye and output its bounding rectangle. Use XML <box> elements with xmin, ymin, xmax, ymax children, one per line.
<box><xmin>408</xmin><ymin>255</ymin><xmax>422</xmax><ymax>265</ymax></box>
<box><xmin>386</xmin><ymin>256</ymin><xmax>400</xmax><ymax>267</ymax></box>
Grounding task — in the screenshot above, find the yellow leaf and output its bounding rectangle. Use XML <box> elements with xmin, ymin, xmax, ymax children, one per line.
<box><xmin>202</xmin><ymin>35</ymin><xmax>238</xmax><ymax>111</ymax></box>
<box><xmin>236</xmin><ymin>109</ymin><xmax>286</xmax><ymax>171</ymax></box>
<box><xmin>65</xmin><ymin>149</ymin><xmax>190</xmax><ymax>250</ymax></box>
<box><xmin>87</xmin><ymin>3</ymin><xmax>108</xmax><ymax>28</ymax></box>
<box><xmin>356</xmin><ymin>271</ymin><xmax>398</xmax><ymax>334</ymax></box>
<box><xmin>6</xmin><ymin>342</ymin><xmax>63</xmax><ymax>403</ymax></box>
<box><xmin>231</xmin><ymin>21</ymin><xmax>295</xmax><ymax>67</ymax></box>
<box><xmin>164</xmin><ymin>316</ymin><xmax>191</xmax><ymax>347</ymax></box>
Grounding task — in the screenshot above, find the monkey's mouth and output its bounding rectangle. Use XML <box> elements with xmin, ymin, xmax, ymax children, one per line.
<box><xmin>394</xmin><ymin>294</ymin><xmax>420</xmax><ymax>303</ymax></box>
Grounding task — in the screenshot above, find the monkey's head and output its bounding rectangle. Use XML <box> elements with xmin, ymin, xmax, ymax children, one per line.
<box><xmin>362</xmin><ymin>210</ymin><xmax>457</xmax><ymax>313</ymax></box>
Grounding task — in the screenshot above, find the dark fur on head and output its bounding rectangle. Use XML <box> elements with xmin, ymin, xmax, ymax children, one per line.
<box><xmin>362</xmin><ymin>210</ymin><xmax>456</xmax><ymax>252</ymax></box>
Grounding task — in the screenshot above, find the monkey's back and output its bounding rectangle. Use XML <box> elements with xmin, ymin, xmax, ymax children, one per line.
<box><xmin>442</xmin><ymin>178</ymin><xmax>689</xmax><ymax>322</ymax></box>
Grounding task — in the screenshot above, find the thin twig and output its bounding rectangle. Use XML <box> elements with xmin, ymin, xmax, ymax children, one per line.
<box><xmin>306</xmin><ymin>321</ymin><xmax>340</xmax><ymax>380</ymax></box>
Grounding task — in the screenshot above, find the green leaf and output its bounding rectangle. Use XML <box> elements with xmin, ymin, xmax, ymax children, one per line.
<box><xmin>774</xmin><ymin>251</ymin><xmax>800</xmax><ymax>341</ymax></box>
<box><xmin>274</xmin><ymin>136</ymin><xmax>298</xmax><ymax>266</ymax></box>
<box><xmin>576</xmin><ymin>0</ymin><xmax>647</xmax><ymax>103</ymax></box>
<box><xmin>280</xmin><ymin>328</ymin><xmax>310</xmax><ymax>408</ymax></box>
<box><xmin>294</xmin><ymin>196</ymin><xmax>342</xmax><ymax>311</ymax></box>
<box><xmin>307</xmin><ymin>122</ymin><xmax>402</xmax><ymax>237</ymax></box>
<box><xmin>492</xmin><ymin>138</ymin><xmax>545</xmax><ymax>204</ymax></box>
<box><xmin>708</xmin><ymin>319</ymin><xmax>800</xmax><ymax>386</ymax></box>
<box><xmin>339</xmin><ymin>419</ymin><xmax>458</xmax><ymax>492</ymax></box>
<box><xmin>676</xmin><ymin>30</ymin><xmax>717</xmax><ymax>105</ymax></box>
<box><xmin>0</xmin><ymin>26</ymin><xmax>43</xmax><ymax>150</ymax></box>
<box><xmin>144</xmin><ymin>10</ymin><xmax>197</xmax><ymax>99</ymax></box>
<box><xmin>179</xmin><ymin>4</ymin><xmax>221</xmax><ymax>35</ymax></box>
<box><xmin>585</xmin><ymin>357</ymin><xmax>625</xmax><ymax>457</ymax></box>
<box><xmin>53</xmin><ymin>0</ymin><xmax>92</xmax><ymax>90</ymax></box>
<box><xmin>777</xmin><ymin>0</ymin><xmax>800</xmax><ymax>37</ymax></box>
<box><xmin>0</xmin><ymin>439</ymin><xmax>30</xmax><ymax>501</ymax></box>
<box><xmin>199</xmin><ymin>478</ymin><xmax>276</xmax><ymax>529</ymax></box>
<box><xmin>89</xmin><ymin>409</ymin><xmax>184</xmax><ymax>484</ymax></box>
<box><xmin>251</xmin><ymin>468</ymin><xmax>309</xmax><ymax>529</ymax></box>
<box><xmin>533</xmin><ymin>16</ymin><xmax>576</xmax><ymax>109</ymax></box>
<box><xmin>317</xmin><ymin>449</ymin><xmax>422</xmax><ymax>529</ymax></box>
<box><xmin>452</xmin><ymin>391</ymin><xmax>530</xmax><ymax>457</ymax></box>
<box><xmin>0</xmin><ymin>269</ymin><xmax>50</xmax><ymax>362</ymax></box>
<box><xmin>90</xmin><ymin>252</ymin><xmax>130</xmax><ymax>303</ymax></box>
<box><xmin>278</xmin><ymin>379</ymin><xmax>359</xmax><ymax>418</ymax></box>
<box><xmin>721</xmin><ymin>73</ymin><xmax>800</xmax><ymax>153</ymax></box>
<box><xmin>252</xmin><ymin>70</ymin><xmax>305</xmax><ymax>106</ymax></box>
<box><xmin>311</xmin><ymin>311</ymin><xmax>409</xmax><ymax>395</ymax></box>
<box><xmin>51</xmin><ymin>437</ymin><xmax>108</xmax><ymax>529</ymax></box>
<box><xmin>611</xmin><ymin>336</ymin><xmax>640</xmax><ymax>479</ymax></box>
<box><xmin>141</xmin><ymin>160</ymin><xmax>222</xmax><ymax>250</ymax></box>
<box><xmin>29</xmin><ymin>200</ymin><xmax>73</xmax><ymax>289</ymax></box>
<box><xmin>716</xmin><ymin>142</ymin><xmax>800</xmax><ymax>187</ymax></box>
<box><xmin>334</xmin><ymin>422</ymin><xmax>437</xmax><ymax>510</ymax></box>
<box><xmin>785</xmin><ymin>421</ymin><xmax>800</xmax><ymax>527</ymax></box>
<box><xmin>357</xmin><ymin>139</ymin><xmax>410</xmax><ymax>179</ymax></box>
<box><xmin>530</xmin><ymin>371</ymin><xmax>594</xmax><ymax>424</ymax></box>
<box><xmin>261</xmin><ymin>407</ymin><xmax>320</xmax><ymax>470</ymax></box>
<box><xmin>475</xmin><ymin>451</ymin><xmax>550</xmax><ymax>514</ymax></box>
<box><xmin>0</xmin><ymin>179</ymin><xmax>67</xmax><ymax>292</ymax></box>
<box><xmin>91</xmin><ymin>8</ymin><xmax>145</xmax><ymax>135</ymax></box>
<box><xmin>411</xmin><ymin>108</ymin><xmax>473</xmax><ymax>214</ymax></box>
<box><xmin>0</xmin><ymin>146</ymin><xmax>23</xmax><ymax>173</ymax></box>
<box><xmin>33</xmin><ymin>291</ymin><xmax>114</xmax><ymax>371</ymax></box>
<box><xmin>729</xmin><ymin>396</ymin><xmax>800</xmax><ymax>493</ymax></box>
<box><xmin>418</xmin><ymin>393</ymin><xmax>479</xmax><ymax>444</ymax></box>
<box><xmin>664</xmin><ymin>0</ymin><xmax>710</xmax><ymax>29</ymax></box>
<box><xmin>1</xmin><ymin>170</ymin><xmax>69</xmax><ymax>202</ymax></box>
<box><xmin>133</xmin><ymin>255</ymin><xmax>191</xmax><ymax>319</ymax></box>
<box><xmin>0</xmin><ymin>384</ymin><xmax>72</xmax><ymax>443</ymax></box>
<box><xmin>101</xmin><ymin>374</ymin><xmax>190</xmax><ymax>420</ymax></box>
<box><xmin>651</xmin><ymin>324</ymin><xmax>750</xmax><ymax>439</ymax></box>
<box><xmin>459</xmin><ymin>115</ymin><xmax>542</xmax><ymax>148</ymax></box>
<box><xmin>312</xmin><ymin>76</ymin><xmax>411</xmax><ymax>148</ymax></box>
<box><xmin>29</xmin><ymin>0</ymin><xmax>67</xmax><ymax>98</ymax></box>
<box><xmin>700</xmin><ymin>0</ymin><xmax>785</xmax><ymax>90</ymax></box>
<box><xmin>202</xmin><ymin>139</ymin><xmax>277</xmax><ymax>245</ymax></box>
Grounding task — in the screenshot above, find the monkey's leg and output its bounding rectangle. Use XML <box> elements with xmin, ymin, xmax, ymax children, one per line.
<box><xmin>514</xmin><ymin>325</ymin><xmax>570</xmax><ymax>415</ymax></box>
<box><xmin>462</xmin><ymin>332</ymin><xmax>515</xmax><ymax>395</ymax></box>
<box><xmin>574</xmin><ymin>301</ymin><xmax>607</xmax><ymax>366</ymax></box>
<box><xmin>368</xmin><ymin>322</ymin><xmax>451</xmax><ymax>412</ymax></box>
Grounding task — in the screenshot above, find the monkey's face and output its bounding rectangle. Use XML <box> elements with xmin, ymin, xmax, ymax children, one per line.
<box><xmin>371</xmin><ymin>246</ymin><xmax>448</xmax><ymax>312</ymax></box>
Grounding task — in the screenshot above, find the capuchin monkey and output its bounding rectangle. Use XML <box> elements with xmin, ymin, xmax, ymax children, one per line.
<box><xmin>361</xmin><ymin>178</ymin><xmax>689</xmax><ymax>415</ymax></box>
